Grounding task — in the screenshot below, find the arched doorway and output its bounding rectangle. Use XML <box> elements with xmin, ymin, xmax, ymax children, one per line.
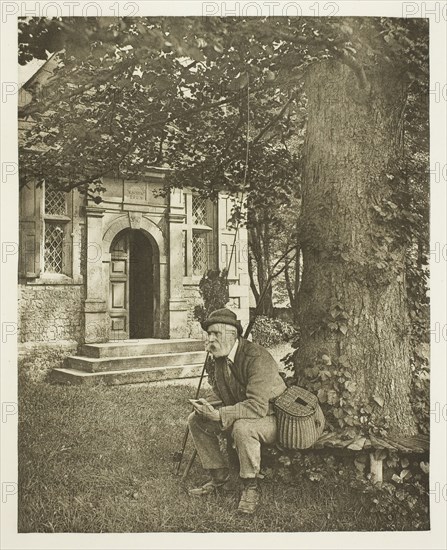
<box><xmin>109</xmin><ymin>229</ymin><xmax>156</xmax><ymax>340</ymax></box>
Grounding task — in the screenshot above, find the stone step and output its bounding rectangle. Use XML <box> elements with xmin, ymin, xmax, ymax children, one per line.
<box><xmin>65</xmin><ymin>350</ymin><xmax>207</xmax><ymax>373</ymax></box>
<box><xmin>81</xmin><ymin>338</ymin><xmax>205</xmax><ymax>358</ymax></box>
<box><xmin>50</xmin><ymin>363</ymin><xmax>206</xmax><ymax>386</ymax></box>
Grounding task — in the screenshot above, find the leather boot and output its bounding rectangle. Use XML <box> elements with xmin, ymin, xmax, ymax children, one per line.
<box><xmin>237</xmin><ymin>478</ymin><xmax>260</xmax><ymax>514</ymax></box>
<box><xmin>188</xmin><ymin>468</ymin><xmax>230</xmax><ymax>496</ymax></box>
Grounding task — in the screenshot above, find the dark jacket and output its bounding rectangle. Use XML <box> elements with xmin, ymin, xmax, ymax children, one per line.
<box><xmin>212</xmin><ymin>338</ymin><xmax>287</xmax><ymax>430</ymax></box>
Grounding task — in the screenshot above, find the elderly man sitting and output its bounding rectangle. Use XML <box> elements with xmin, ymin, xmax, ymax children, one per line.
<box><xmin>187</xmin><ymin>308</ymin><xmax>286</xmax><ymax>514</ymax></box>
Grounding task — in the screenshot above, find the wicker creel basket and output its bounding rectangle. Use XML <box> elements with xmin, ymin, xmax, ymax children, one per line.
<box><xmin>273</xmin><ymin>386</ymin><xmax>325</xmax><ymax>450</ymax></box>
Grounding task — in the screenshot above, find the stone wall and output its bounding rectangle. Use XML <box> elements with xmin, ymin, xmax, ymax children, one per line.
<box><xmin>18</xmin><ymin>283</ymin><xmax>83</xmax><ymax>345</ymax></box>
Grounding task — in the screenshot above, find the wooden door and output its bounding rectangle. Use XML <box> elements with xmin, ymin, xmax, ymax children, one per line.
<box><xmin>109</xmin><ymin>232</ymin><xmax>130</xmax><ymax>340</ymax></box>
<box><xmin>129</xmin><ymin>231</ymin><xmax>153</xmax><ymax>338</ymax></box>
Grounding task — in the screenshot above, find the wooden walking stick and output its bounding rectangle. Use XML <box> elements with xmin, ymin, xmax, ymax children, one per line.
<box><xmin>173</xmin><ymin>352</ymin><xmax>209</xmax><ymax>475</ymax></box>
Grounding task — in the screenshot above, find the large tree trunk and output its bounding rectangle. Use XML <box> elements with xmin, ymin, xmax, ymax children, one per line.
<box><xmin>295</xmin><ymin>58</ymin><xmax>416</xmax><ymax>436</ymax></box>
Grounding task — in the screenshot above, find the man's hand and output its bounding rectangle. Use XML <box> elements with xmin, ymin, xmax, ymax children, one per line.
<box><xmin>192</xmin><ymin>398</ymin><xmax>221</xmax><ymax>422</ymax></box>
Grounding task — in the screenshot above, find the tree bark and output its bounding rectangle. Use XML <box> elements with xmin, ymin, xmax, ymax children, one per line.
<box><xmin>247</xmin><ymin>248</ymin><xmax>260</xmax><ymax>304</ymax></box>
<box><xmin>284</xmin><ymin>242</ymin><xmax>301</xmax><ymax>323</ymax></box>
<box><xmin>284</xmin><ymin>258</ymin><xmax>295</xmax><ymax>308</ymax></box>
<box><xmin>295</xmin><ymin>57</ymin><xmax>416</xmax><ymax>436</ymax></box>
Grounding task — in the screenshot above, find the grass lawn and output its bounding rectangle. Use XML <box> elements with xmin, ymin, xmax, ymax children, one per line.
<box><xmin>18</xmin><ymin>379</ymin><xmax>429</xmax><ymax>533</ymax></box>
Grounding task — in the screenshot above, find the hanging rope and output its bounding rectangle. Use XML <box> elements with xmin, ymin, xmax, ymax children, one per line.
<box><xmin>225</xmin><ymin>78</ymin><xmax>250</xmax><ymax>277</ymax></box>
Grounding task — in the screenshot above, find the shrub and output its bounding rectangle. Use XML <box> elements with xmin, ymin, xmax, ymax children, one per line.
<box><xmin>18</xmin><ymin>346</ymin><xmax>72</xmax><ymax>384</ymax></box>
<box><xmin>193</xmin><ymin>269</ymin><xmax>230</xmax><ymax>324</ymax></box>
<box><xmin>251</xmin><ymin>315</ymin><xmax>297</xmax><ymax>348</ymax></box>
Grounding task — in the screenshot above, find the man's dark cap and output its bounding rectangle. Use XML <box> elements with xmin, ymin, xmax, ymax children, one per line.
<box><xmin>201</xmin><ymin>308</ymin><xmax>243</xmax><ymax>336</ymax></box>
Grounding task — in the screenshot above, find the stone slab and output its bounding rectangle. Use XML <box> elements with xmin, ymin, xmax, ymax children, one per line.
<box><xmin>65</xmin><ymin>350</ymin><xmax>206</xmax><ymax>373</ymax></box>
<box><xmin>50</xmin><ymin>363</ymin><xmax>205</xmax><ymax>386</ymax></box>
<box><xmin>81</xmin><ymin>338</ymin><xmax>205</xmax><ymax>358</ymax></box>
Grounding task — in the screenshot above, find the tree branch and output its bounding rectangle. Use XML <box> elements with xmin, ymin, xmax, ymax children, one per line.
<box><xmin>333</xmin><ymin>48</ymin><xmax>369</xmax><ymax>91</ymax></box>
<box><xmin>252</xmin><ymin>92</ymin><xmax>296</xmax><ymax>145</ymax></box>
<box><xmin>247</xmin><ymin>250</ymin><xmax>260</xmax><ymax>304</ymax></box>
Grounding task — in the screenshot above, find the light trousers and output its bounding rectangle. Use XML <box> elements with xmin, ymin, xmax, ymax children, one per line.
<box><xmin>187</xmin><ymin>412</ymin><xmax>278</xmax><ymax>479</ymax></box>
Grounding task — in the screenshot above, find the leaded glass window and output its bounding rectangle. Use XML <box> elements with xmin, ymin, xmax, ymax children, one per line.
<box><xmin>44</xmin><ymin>222</ymin><xmax>64</xmax><ymax>273</ymax></box>
<box><xmin>45</xmin><ymin>185</ymin><xmax>66</xmax><ymax>215</ymax></box>
<box><xmin>192</xmin><ymin>195</ymin><xmax>207</xmax><ymax>226</ymax></box>
<box><xmin>42</xmin><ymin>182</ymin><xmax>71</xmax><ymax>276</ymax></box>
<box><xmin>192</xmin><ymin>232</ymin><xmax>208</xmax><ymax>275</ymax></box>
<box><xmin>183</xmin><ymin>192</ymin><xmax>216</xmax><ymax>278</ymax></box>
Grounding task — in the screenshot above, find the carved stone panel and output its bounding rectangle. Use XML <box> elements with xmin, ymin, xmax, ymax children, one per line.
<box><xmin>125</xmin><ymin>182</ymin><xmax>146</xmax><ymax>202</ymax></box>
<box><xmin>129</xmin><ymin>211</ymin><xmax>142</xmax><ymax>230</ymax></box>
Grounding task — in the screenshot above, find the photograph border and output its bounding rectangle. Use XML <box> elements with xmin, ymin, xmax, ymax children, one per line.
<box><xmin>1</xmin><ymin>1</ymin><xmax>446</xmax><ymax>548</ymax></box>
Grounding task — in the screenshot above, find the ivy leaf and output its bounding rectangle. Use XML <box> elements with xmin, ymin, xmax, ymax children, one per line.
<box><xmin>327</xmin><ymin>390</ymin><xmax>338</xmax><ymax>405</ymax></box>
<box><xmin>317</xmin><ymin>389</ymin><xmax>327</xmax><ymax>403</ymax></box>
<box><xmin>329</xmin><ymin>306</ymin><xmax>340</xmax><ymax>319</ymax></box>
<box><xmin>347</xmin><ymin>437</ymin><xmax>367</xmax><ymax>451</ymax></box>
<box><xmin>234</xmin><ymin>71</ymin><xmax>249</xmax><ymax>89</ymax></box>
<box><xmin>321</xmin><ymin>354</ymin><xmax>332</xmax><ymax>365</ymax></box>
<box><xmin>310</xmin><ymin>366</ymin><xmax>320</xmax><ymax>378</ymax></box>
<box><xmin>184</xmin><ymin>45</ymin><xmax>206</xmax><ymax>62</ymax></box>
<box><xmin>419</xmin><ymin>461</ymin><xmax>429</xmax><ymax>474</ymax></box>
<box><xmin>373</xmin><ymin>395</ymin><xmax>384</xmax><ymax>407</ymax></box>
<box><xmin>339</xmin><ymin>324</ymin><xmax>348</xmax><ymax>335</ymax></box>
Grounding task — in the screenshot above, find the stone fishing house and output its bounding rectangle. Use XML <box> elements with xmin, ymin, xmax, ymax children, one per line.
<box><xmin>18</xmin><ymin>57</ymin><xmax>250</xmax><ymax>384</ymax></box>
